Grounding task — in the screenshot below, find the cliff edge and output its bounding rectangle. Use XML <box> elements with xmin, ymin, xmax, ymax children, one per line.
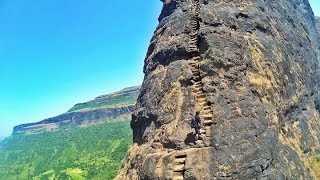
<box><xmin>117</xmin><ymin>0</ymin><xmax>320</xmax><ymax>179</ymax></box>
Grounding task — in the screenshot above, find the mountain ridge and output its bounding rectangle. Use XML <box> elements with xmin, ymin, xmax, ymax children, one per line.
<box><xmin>13</xmin><ymin>86</ymin><xmax>140</xmax><ymax>134</ymax></box>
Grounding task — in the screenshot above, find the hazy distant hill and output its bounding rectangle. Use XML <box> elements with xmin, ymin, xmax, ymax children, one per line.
<box><xmin>0</xmin><ymin>86</ymin><xmax>140</xmax><ymax>179</ymax></box>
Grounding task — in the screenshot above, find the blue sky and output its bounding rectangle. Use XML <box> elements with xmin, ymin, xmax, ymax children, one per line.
<box><xmin>0</xmin><ymin>1</ymin><xmax>319</xmax><ymax>137</ymax></box>
<box><xmin>310</xmin><ymin>0</ymin><xmax>320</xmax><ymax>16</ymax></box>
<box><xmin>0</xmin><ymin>0</ymin><xmax>162</xmax><ymax>137</ymax></box>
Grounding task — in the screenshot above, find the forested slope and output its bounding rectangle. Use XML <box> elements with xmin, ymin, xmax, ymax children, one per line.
<box><xmin>0</xmin><ymin>120</ymin><xmax>132</xmax><ymax>179</ymax></box>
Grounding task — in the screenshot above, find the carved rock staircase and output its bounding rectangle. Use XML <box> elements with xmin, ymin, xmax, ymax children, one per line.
<box><xmin>172</xmin><ymin>154</ymin><xmax>187</xmax><ymax>180</ymax></box>
<box><xmin>189</xmin><ymin>58</ymin><xmax>214</xmax><ymax>147</ymax></box>
<box><xmin>189</xmin><ymin>0</ymin><xmax>200</xmax><ymax>53</ymax></box>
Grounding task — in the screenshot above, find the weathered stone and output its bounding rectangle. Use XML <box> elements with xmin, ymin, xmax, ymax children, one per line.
<box><xmin>316</xmin><ymin>16</ymin><xmax>320</xmax><ymax>35</ymax></box>
<box><xmin>117</xmin><ymin>0</ymin><xmax>320</xmax><ymax>179</ymax></box>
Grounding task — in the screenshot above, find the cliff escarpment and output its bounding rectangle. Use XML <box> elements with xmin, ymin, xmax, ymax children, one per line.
<box><xmin>117</xmin><ymin>0</ymin><xmax>320</xmax><ymax>179</ymax></box>
<box><xmin>13</xmin><ymin>86</ymin><xmax>140</xmax><ymax>134</ymax></box>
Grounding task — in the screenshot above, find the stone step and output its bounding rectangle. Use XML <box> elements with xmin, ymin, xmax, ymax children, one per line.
<box><xmin>196</xmin><ymin>94</ymin><xmax>205</xmax><ymax>98</ymax></box>
<box><xmin>203</xmin><ymin>116</ymin><xmax>213</xmax><ymax>120</ymax></box>
<box><xmin>195</xmin><ymin>91</ymin><xmax>204</xmax><ymax>94</ymax></box>
<box><xmin>201</xmin><ymin>111</ymin><xmax>212</xmax><ymax>115</ymax></box>
<box><xmin>196</xmin><ymin>94</ymin><xmax>206</xmax><ymax>99</ymax></box>
<box><xmin>195</xmin><ymin>91</ymin><xmax>203</xmax><ymax>95</ymax></box>
<box><xmin>190</xmin><ymin>31</ymin><xmax>198</xmax><ymax>36</ymax></box>
<box><xmin>172</xmin><ymin>175</ymin><xmax>184</xmax><ymax>180</ymax></box>
<box><xmin>192</xmin><ymin>56</ymin><xmax>201</xmax><ymax>60</ymax></box>
<box><xmin>197</xmin><ymin>99</ymin><xmax>206</xmax><ymax>103</ymax></box>
<box><xmin>197</xmin><ymin>98</ymin><xmax>206</xmax><ymax>103</ymax></box>
<box><xmin>191</xmin><ymin>69</ymin><xmax>199</xmax><ymax>73</ymax></box>
<box><xmin>197</xmin><ymin>95</ymin><xmax>206</xmax><ymax>99</ymax></box>
<box><xmin>174</xmin><ymin>158</ymin><xmax>186</xmax><ymax>164</ymax></box>
<box><xmin>192</xmin><ymin>70</ymin><xmax>199</xmax><ymax>75</ymax></box>
<box><xmin>199</xmin><ymin>101</ymin><xmax>208</xmax><ymax>106</ymax></box>
<box><xmin>190</xmin><ymin>49</ymin><xmax>199</xmax><ymax>52</ymax></box>
<box><xmin>190</xmin><ymin>35</ymin><xmax>197</xmax><ymax>39</ymax></box>
<box><xmin>173</xmin><ymin>164</ymin><xmax>185</xmax><ymax>172</ymax></box>
<box><xmin>194</xmin><ymin>75</ymin><xmax>200</xmax><ymax>79</ymax></box>
<box><xmin>202</xmin><ymin>105</ymin><xmax>210</xmax><ymax>109</ymax></box>
<box><xmin>203</xmin><ymin>120</ymin><xmax>213</xmax><ymax>126</ymax></box>
<box><xmin>191</xmin><ymin>67</ymin><xmax>200</xmax><ymax>73</ymax></box>
<box><xmin>194</xmin><ymin>140</ymin><xmax>205</xmax><ymax>148</ymax></box>
<box><xmin>201</xmin><ymin>114</ymin><xmax>213</xmax><ymax>119</ymax></box>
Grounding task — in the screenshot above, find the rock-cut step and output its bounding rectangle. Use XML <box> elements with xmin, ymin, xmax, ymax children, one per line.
<box><xmin>203</xmin><ymin>120</ymin><xmax>213</xmax><ymax>126</ymax></box>
<box><xmin>189</xmin><ymin>47</ymin><xmax>199</xmax><ymax>52</ymax></box>
<box><xmin>173</xmin><ymin>173</ymin><xmax>184</xmax><ymax>180</ymax></box>
<box><xmin>172</xmin><ymin>154</ymin><xmax>186</xmax><ymax>180</ymax></box>
<box><xmin>201</xmin><ymin>114</ymin><xmax>213</xmax><ymax>119</ymax></box>
<box><xmin>173</xmin><ymin>164</ymin><xmax>185</xmax><ymax>171</ymax></box>
<box><xmin>173</xmin><ymin>154</ymin><xmax>187</xmax><ymax>174</ymax></box>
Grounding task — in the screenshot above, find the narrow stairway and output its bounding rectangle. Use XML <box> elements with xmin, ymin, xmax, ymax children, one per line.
<box><xmin>188</xmin><ymin>0</ymin><xmax>200</xmax><ymax>53</ymax></box>
<box><xmin>189</xmin><ymin>58</ymin><xmax>214</xmax><ymax>147</ymax></box>
<box><xmin>172</xmin><ymin>154</ymin><xmax>187</xmax><ymax>180</ymax></box>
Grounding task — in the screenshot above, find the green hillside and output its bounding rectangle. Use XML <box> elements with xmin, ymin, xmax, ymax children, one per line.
<box><xmin>0</xmin><ymin>120</ymin><xmax>132</xmax><ymax>179</ymax></box>
<box><xmin>68</xmin><ymin>86</ymin><xmax>140</xmax><ymax>112</ymax></box>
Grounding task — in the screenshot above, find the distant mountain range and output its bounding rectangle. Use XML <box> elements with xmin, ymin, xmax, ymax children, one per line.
<box><xmin>13</xmin><ymin>86</ymin><xmax>140</xmax><ymax>134</ymax></box>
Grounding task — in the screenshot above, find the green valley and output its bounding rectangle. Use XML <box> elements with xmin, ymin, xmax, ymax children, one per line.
<box><xmin>0</xmin><ymin>120</ymin><xmax>132</xmax><ymax>179</ymax></box>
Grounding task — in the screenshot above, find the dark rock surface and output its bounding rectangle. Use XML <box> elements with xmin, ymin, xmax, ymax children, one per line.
<box><xmin>316</xmin><ymin>16</ymin><xmax>320</xmax><ymax>34</ymax></box>
<box><xmin>117</xmin><ymin>0</ymin><xmax>320</xmax><ymax>179</ymax></box>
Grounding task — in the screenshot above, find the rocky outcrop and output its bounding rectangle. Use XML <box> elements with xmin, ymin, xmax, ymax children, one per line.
<box><xmin>117</xmin><ymin>0</ymin><xmax>320</xmax><ymax>179</ymax></box>
<box><xmin>13</xmin><ymin>86</ymin><xmax>140</xmax><ymax>134</ymax></box>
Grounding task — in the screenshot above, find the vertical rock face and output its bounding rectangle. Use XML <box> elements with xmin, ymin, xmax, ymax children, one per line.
<box><xmin>316</xmin><ymin>16</ymin><xmax>320</xmax><ymax>34</ymax></box>
<box><xmin>117</xmin><ymin>0</ymin><xmax>320</xmax><ymax>179</ymax></box>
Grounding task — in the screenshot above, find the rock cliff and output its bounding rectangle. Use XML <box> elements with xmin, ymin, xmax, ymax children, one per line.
<box><xmin>316</xmin><ymin>16</ymin><xmax>320</xmax><ymax>34</ymax></box>
<box><xmin>13</xmin><ymin>86</ymin><xmax>140</xmax><ymax>134</ymax></box>
<box><xmin>117</xmin><ymin>0</ymin><xmax>320</xmax><ymax>179</ymax></box>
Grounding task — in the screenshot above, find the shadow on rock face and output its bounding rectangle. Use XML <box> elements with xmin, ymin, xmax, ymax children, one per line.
<box><xmin>185</xmin><ymin>132</ymin><xmax>196</xmax><ymax>145</ymax></box>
